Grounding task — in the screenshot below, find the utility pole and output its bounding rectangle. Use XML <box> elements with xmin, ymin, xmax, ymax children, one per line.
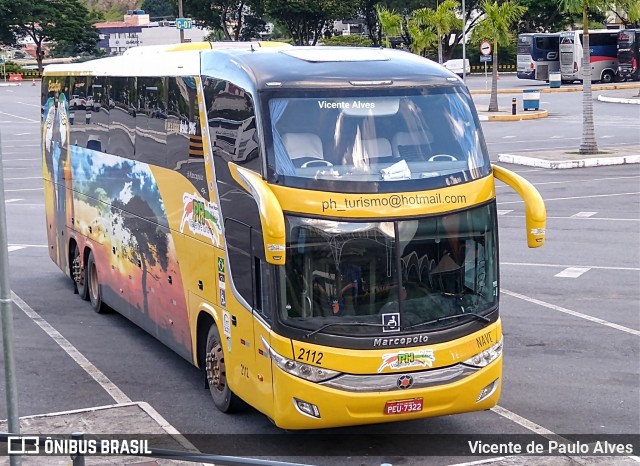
<box><xmin>462</xmin><ymin>0</ymin><xmax>466</xmax><ymax>83</ymax></box>
<box><xmin>178</xmin><ymin>0</ymin><xmax>185</xmax><ymax>43</ymax></box>
<box><xmin>0</xmin><ymin>133</ymin><xmax>22</xmax><ymax>466</ymax></box>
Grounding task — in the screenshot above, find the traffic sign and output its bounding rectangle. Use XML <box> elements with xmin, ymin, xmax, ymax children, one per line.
<box><xmin>480</xmin><ymin>41</ymin><xmax>492</xmax><ymax>56</ymax></box>
<box><xmin>176</xmin><ymin>18</ymin><xmax>193</xmax><ymax>30</ymax></box>
<box><xmin>480</xmin><ymin>55</ymin><xmax>492</xmax><ymax>62</ymax></box>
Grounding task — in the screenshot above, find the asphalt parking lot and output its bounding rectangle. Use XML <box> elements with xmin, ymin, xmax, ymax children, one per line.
<box><xmin>0</xmin><ymin>81</ymin><xmax>638</xmax><ymax>466</ymax></box>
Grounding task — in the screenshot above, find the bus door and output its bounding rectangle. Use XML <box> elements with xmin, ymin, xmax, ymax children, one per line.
<box><xmin>222</xmin><ymin>220</ymin><xmax>265</xmax><ymax>404</ymax></box>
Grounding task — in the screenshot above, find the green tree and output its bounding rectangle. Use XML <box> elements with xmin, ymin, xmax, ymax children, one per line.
<box><xmin>518</xmin><ymin>0</ymin><xmax>584</xmax><ymax>32</ymax></box>
<box><xmin>141</xmin><ymin>0</ymin><xmax>177</xmax><ymax>19</ymax></box>
<box><xmin>412</xmin><ymin>0</ymin><xmax>461</xmax><ymax>63</ymax></box>
<box><xmin>0</xmin><ymin>0</ymin><xmax>100</xmax><ymax>71</ymax></box>
<box><xmin>558</xmin><ymin>0</ymin><xmax>611</xmax><ymax>154</ymax></box>
<box><xmin>361</xmin><ymin>0</ymin><xmax>382</xmax><ymax>46</ymax></box>
<box><xmin>448</xmin><ymin>0</ymin><xmax>485</xmax><ymax>62</ymax></box>
<box><xmin>474</xmin><ymin>0</ymin><xmax>527</xmax><ymax>112</ymax></box>
<box><xmin>264</xmin><ymin>0</ymin><xmax>358</xmax><ymax>45</ymax></box>
<box><xmin>407</xmin><ymin>9</ymin><xmax>438</xmax><ymax>56</ymax></box>
<box><xmin>611</xmin><ymin>0</ymin><xmax>640</xmax><ymax>27</ymax></box>
<box><xmin>376</xmin><ymin>5</ymin><xmax>403</xmax><ymax>47</ymax></box>
<box><xmin>183</xmin><ymin>0</ymin><xmax>264</xmax><ymax>41</ymax></box>
<box><xmin>322</xmin><ymin>34</ymin><xmax>373</xmax><ymax>46</ymax></box>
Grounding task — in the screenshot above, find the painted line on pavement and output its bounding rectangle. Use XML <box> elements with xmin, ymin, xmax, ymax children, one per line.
<box><xmin>4</xmin><ymin>199</ymin><xmax>23</xmax><ymax>203</ymax></box>
<box><xmin>3</xmin><ymin>188</ymin><xmax>43</xmax><ymax>192</ymax></box>
<box><xmin>16</xmin><ymin>101</ymin><xmax>42</xmax><ymax>108</ymax></box>
<box><xmin>495</xmin><ymin>175</ymin><xmax>640</xmax><ymax>188</ymax></box>
<box><xmin>0</xmin><ymin>111</ymin><xmax>39</xmax><ymax>123</ymax></box>
<box><xmin>10</xmin><ymin>291</ymin><xmax>132</xmax><ymax>404</ymax></box>
<box><xmin>554</xmin><ymin>267</ymin><xmax>590</xmax><ymax>278</ymax></box>
<box><xmin>7</xmin><ymin>246</ymin><xmax>25</xmax><ymax>252</ymax></box>
<box><xmin>502</xmin><ymin>261</ymin><xmax>640</xmax><ymax>271</ymax></box>
<box><xmin>8</xmin><ymin>243</ymin><xmax>48</xmax><ymax>248</ymax></box>
<box><xmin>5</xmin><ymin>176</ymin><xmax>41</xmax><ymax>180</ymax></box>
<box><xmin>497</xmin><ymin>210</ymin><xmax>513</xmax><ymax>215</ymax></box>
<box><xmin>498</xmin><ymin>191</ymin><xmax>640</xmax><ymax>205</ymax></box>
<box><xmin>500</xmin><ymin>214</ymin><xmax>639</xmax><ymax>222</ymax></box>
<box><xmin>12</xmin><ymin>401</ymin><xmax>199</xmax><ymax>453</ymax></box>
<box><xmin>502</xmin><ymin>289</ymin><xmax>640</xmax><ymax>337</ymax></box>
<box><xmin>570</xmin><ymin>212</ymin><xmax>597</xmax><ymax>218</ymax></box>
<box><xmin>1</xmin><ymin>158</ymin><xmax>40</xmax><ymax>161</ymax></box>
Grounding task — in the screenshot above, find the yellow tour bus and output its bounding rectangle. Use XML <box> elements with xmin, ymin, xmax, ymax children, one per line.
<box><xmin>41</xmin><ymin>43</ymin><xmax>546</xmax><ymax>429</ymax></box>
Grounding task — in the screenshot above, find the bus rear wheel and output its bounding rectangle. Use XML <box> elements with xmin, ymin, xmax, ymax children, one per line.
<box><xmin>72</xmin><ymin>244</ymin><xmax>89</xmax><ymax>300</ymax></box>
<box><xmin>600</xmin><ymin>70</ymin><xmax>615</xmax><ymax>84</ymax></box>
<box><xmin>205</xmin><ymin>324</ymin><xmax>241</xmax><ymax>413</ymax></box>
<box><xmin>86</xmin><ymin>251</ymin><xmax>106</xmax><ymax>313</ymax></box>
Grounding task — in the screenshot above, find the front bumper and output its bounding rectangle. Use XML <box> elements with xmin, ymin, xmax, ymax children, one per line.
<box><xmin>269</xmin><ymin>356</ymin><xmax>502</xmax><ymax>429</ymax></box>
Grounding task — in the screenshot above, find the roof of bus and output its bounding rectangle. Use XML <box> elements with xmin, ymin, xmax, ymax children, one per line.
<box><xmin>200</xmin><ymin>46</ymin><xmax>457</xmax><ymax>89</ymax></box>
<box><xmin>43</xmin><ymin>41</ymin><xmax>291</xmax><ymax>77</ymax></box>
<box><xmin>44</xmin><ymin>45</ymin><xmax>459</xmax><ymax>89</ymax></box>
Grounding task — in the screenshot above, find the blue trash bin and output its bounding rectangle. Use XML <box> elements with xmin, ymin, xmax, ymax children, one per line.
<box><xmin>523</xmin><ymin>89</ymin><xmax>540</xmax><ymax>111</ymax></box>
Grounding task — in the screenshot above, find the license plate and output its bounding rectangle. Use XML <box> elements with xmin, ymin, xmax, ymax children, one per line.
<box><xmin>384</xmin><ymin>398</ymin><xmax>423</xmax><ymax>415</ymax></box>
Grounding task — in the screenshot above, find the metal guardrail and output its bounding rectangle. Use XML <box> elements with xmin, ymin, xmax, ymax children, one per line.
<box><xmin>0</xmin><ymin>433</ymin><xmax>317</xmax><ymax>466</ymax></box>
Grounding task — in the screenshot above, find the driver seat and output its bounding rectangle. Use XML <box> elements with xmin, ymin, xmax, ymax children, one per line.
<box><xmin>282</xmin><ymin>133</ymin><xmax>324</xmax><ymax>166</ymax></box>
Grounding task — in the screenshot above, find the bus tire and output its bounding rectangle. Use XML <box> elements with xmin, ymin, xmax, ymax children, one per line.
<box><xmin>86</xmin><ymin>251</ymin><xmax>106</xmax><ymax>313</ymax></box>
<box><xmin>72</xmin><ymin>244</ymin><xmax>89</xmax><ymax>300</ymax></box>
<box><xmin>205</xmin><ymin>324</ymin><xmax>241</xmax><ymax>413</ymax></box>
<box><xmin>600</xmin><ymin>70</ymin><xmax>615</xmax><ymax>84</ymax></box>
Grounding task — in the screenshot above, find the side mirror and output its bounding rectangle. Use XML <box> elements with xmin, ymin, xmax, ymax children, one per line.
<box><xmin>492</xmin><ymin>165</ymin><xmax>546</xmax><ymax>248</ymax></box>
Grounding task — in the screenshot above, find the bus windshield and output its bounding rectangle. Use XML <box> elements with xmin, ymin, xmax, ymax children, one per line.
<box><xmin>266</xmin><ymin>87</ymin><xmax>490</xmax><ymax>192</ymax></box>
<box><xmin>278</xmin><ymin>203</ymin><xmax>497</xmax><ymax>336</ymax></box>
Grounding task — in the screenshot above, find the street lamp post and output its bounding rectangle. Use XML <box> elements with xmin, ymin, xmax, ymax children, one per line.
<box><xmin>462</xmin><ymin>0</ymin><xmax>466</xmax><ymax>83</ymax></box>
<box><xmin>178</xmin><ymin>0</ymin><xmax>185</xmax><ymax>43</ymax></box>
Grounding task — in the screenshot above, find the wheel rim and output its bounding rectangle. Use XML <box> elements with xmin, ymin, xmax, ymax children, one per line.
<box><xmin>72</xmin><ymin>249</ymin><xmax>84</xmax><ymax>287</ymax></box>
<box><xmin>89</xmin><ymin>262</ymin><xmax>99</xmax><ymax>301</ymax></box>
<box><xmin>205</xmin><ymin>342</ymin><xmax>227</xmax><ymax>393</ymax></box>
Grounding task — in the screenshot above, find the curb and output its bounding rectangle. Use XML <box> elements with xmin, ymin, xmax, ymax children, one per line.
<box><xmin>479</xmin><ymin>110</ymin><xmax>548</xmax><ymax>121</ymax></box>
<box><xmin>470</xmin><ymin>82</ymin><xmax>640</xmax><ymax>95</ymax></box>
<box><xmin>498</xmin><ymin>153</ymin><xmax>640</xmax><ymax>169</ymax></box>
<box><xmin>597</xmin><ymin>94</ymin><xmax>640</xmax><ymax>104</ymax></box>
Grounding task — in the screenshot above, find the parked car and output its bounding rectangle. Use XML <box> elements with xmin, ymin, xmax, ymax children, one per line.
<box><xmin>443</xmin><ymin>59</ymin><xmax>471</xmax><ymax>78</ymax></box>
<box><xmin>69</xmin><ymin>95</ymin><xmax>86</xmax><ymax>109</ymax></box>
<box><xmin>86</xmin><ymin>96</ymin><xmax>101</xmax><ymax>111</ymax></box>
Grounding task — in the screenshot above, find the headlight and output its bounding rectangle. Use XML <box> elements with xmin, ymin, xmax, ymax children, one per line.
<box><xmin>463</xmin><ymin>339</ymin><xmax>503</xmax><ymax>368</ymax></box>
<box><xmin>267</xmin><ymin>345</ymin><xmax>341</xmax><ymax>383</ymax></box>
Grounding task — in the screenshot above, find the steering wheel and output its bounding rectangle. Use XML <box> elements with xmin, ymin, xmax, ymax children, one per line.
<box><xmin>300</xmin><ymin>159</ymin><xmax>333</xmax><ymax>168</ymax></box>
<box><xmin>428</xmin><ymin>154</ymin><xmax>457</xmax><ymax>162</ymax></box>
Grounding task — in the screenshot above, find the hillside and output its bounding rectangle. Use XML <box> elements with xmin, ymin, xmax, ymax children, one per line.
<box><xmin>85</xmin><ymin>0</ymin><xmax>142</xmax><ymax>21</ymax></box>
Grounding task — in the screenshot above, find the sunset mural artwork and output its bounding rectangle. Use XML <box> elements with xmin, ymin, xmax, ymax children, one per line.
<box><xmin>42</xmin><ymin>83</ymin><xmax>199</xmax><ymax>358</ymax></box>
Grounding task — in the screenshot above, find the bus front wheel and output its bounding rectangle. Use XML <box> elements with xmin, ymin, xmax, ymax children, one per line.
<box><xmin>205</xmin><ymin>324</ymin><xmax>241</xmax><ymax>413</ymax></box>
<box><xmin>86</xmin><ymin>251</ymin><xmax>106</xmax><ymax>313</ymax></box>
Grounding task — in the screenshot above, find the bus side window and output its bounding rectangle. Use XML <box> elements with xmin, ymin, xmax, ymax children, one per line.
<box><xmin>107</xmin><ymin>76</ymin><xmax>136</xmax><ymax>159</ymax></box>
<box><xmin>225</xmin><ymin>219</ymin><xmax>254</xmax><ymax>309</ymax></box>
<box><xmin>167</xmin><ymin>77</ymin><xmax>208</xmax><ymax>200</ymax></box>
<box><xmin>252</xmin><ymin>228</ymin><xmax>272</xmax><ymax>323</ymax></box>
<box><xmin>68</xmin><ymin>76</ymin><xmax>88</xmax><ymax>149</ymax></box>
<box><xmin>135</xmin><ymin>77</ymin><xmax>167</xmax><ymax>167</ymax></box>
<box><xmin>204</xmin><ymin>79</ymin><xmax>261</xmax><ymax>174</ymax></box>
<box><xmin>87</xmin><ymin>76</ymin><xmax>108</xmax><ymax>153</ymax></box>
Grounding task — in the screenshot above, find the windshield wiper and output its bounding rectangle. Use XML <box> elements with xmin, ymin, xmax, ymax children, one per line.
<box><xmin>403</xmin><ymin>311</ymin><xmax>491</xmax><ymax>331</ymax></box>
<box><xmin>303</xmin><ymin>322</ymin><xmax>385</xmax><ymax>339</ymax></box>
